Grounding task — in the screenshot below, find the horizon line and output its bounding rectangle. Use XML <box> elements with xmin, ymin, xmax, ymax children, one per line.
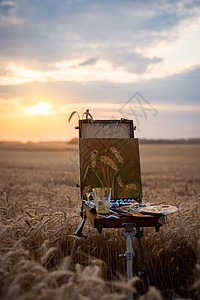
<box><xmin>0</xmin><ymin>137</ymin><xmax>200</xmax><ymax>144</ymax></box>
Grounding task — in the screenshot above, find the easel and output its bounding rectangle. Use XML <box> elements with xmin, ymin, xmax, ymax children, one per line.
<box><xmin>69</xmin><ymin>116</ymin><xmax>166</xmax><ymax>298</ymax></box>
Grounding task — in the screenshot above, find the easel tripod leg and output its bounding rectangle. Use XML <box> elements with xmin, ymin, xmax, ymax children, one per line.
<box><xmin>70</xmin><ymin>238</ymin><xmax>80</xmax><ymax>262</ymax></box>
<box><xmin>126</xmin><ymin>235</ymin><xmax>134</xmax><ymax>281</ymax></box>
<box><xmin>69</xmin><ymin>209</ymin><xmax>87</xmax><ymax>269</ymax></box>
<box><xmin>120</xmin><ymin>223</ymin><xmax>136</xmax><ymax>300</ymax></box>
<box><xmin>136</xmin><ymin>228</ymin><xmax>150</xmax><ymax>288</ymax></box>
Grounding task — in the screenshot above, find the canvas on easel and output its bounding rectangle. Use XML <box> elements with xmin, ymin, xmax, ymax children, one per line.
<box><xmin>79</xmin><ymin>138</ymin><xmax>142</xmax><ymax>200</ymax></box>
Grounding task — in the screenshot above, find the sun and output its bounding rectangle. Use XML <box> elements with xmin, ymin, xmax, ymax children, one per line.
<box><xmin>27</xmin><ymin>101</ymin><xmax>52</xmax><ymax>115</ymax></box>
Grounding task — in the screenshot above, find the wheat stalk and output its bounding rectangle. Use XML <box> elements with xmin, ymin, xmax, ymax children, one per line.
<box><xmin>68</xmin><ymin>111</ymin><xmax>80</xmax><ymax>122</ymax></box>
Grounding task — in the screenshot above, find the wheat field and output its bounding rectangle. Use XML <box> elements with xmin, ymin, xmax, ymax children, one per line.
<box><xmin>0</xmin><ymin>142</ymin><xmax>199</xmax><ymax>299</ymax></box>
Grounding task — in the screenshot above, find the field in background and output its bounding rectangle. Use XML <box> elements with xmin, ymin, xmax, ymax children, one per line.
<box><xmin>0</xmin><ymin>142</ymin><xmax>199</xmax><ymax>299</ymax></box>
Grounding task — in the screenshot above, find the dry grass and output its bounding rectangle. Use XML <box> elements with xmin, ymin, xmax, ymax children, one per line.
<box><xmin>0</xmin><ymin>142</ymin><xmax>199</xmax><ymax>299</ymax></box>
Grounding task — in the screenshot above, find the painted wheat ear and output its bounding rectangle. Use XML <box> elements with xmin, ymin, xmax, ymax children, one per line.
<box><xmin>90</xmin><ymin>150</ymin><xmax>98</xmax><ymax>168</ymax></box>
<box><xmin>126</xmin><ymin>183</ymin><xmax>137</xmax><ymax>190</ymax></box>
<box><xmin>82</xmin><ymin>185</ymin><xmax>92</xmax><ymax>195</ymax></box>
<box><xmin>110</xmin><ymin>147</ymin><xmax>123</xmax><ymax>164</ymax></box>
<box><xmin>117</xmin><ymin>176</ymin><xmax>123</xmax><ymax>188</ymax></box>
<box><xmin>100</xmin><ymin>156</ymin><xmax>118</xmax><ymax>171</ymax></box>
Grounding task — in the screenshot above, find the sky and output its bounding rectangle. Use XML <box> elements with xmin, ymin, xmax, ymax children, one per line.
<box><xmin>0</xmin><ymin>0</ymin><xmax>200</xmax><ymax>142</ymax></box>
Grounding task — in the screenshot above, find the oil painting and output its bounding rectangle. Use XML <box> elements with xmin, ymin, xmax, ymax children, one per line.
<box><xmin>79</xmin><ymin>138</ymin><xmax>142</xmax><ymax>199</ymax></box>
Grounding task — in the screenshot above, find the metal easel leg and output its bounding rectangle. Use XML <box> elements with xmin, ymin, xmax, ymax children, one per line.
<box><xmin>136</xmin><ymin>227</ymin><xmax>150</xmax><ymax>289</ymax></box>
<box><xmin>120</xmin><ymin>224</ymin><xmax>150</xmax><ymax>298</ymax></box>
<box><xmin>120</xmin><ymin>223</ymin><xmax>136</xmax><ymax>299</ymax></box>
<box><xmin>69</xmin><ymin>205</ymin><xmax>87</xmax><ymax>269</ymax></box>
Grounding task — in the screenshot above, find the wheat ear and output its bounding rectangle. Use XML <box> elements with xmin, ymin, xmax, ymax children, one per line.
<box><xmin>68</xmin><ymin>111</ymin><xmax>80</xmax><ymax>122</ymax></box>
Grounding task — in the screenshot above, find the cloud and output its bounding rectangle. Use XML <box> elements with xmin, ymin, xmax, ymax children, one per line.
<box><xmin>78</xmin><ymin>57</ymin><xmax>98</xmax><ymax>66</ymax></box>
<box><xmin>138</xmin><ymin>65</ymin><xmax>200</xmax><ymax>105</ymax></box>
<box><xmin>1</xmin><ymin>56</ymin><xmax>196</xmax><ymax>87</ymax></box>
<box><xmin>0</xmin><ymin>0</ymin><xmax>199</xmax><ymax>74</ymax></box>
<box><xmin>105</xmin><ymin>52</ymin><xmax>162</xmax><ymax>74</ymax></box>
<box><xmin>0</xmin><ymin>0</ymin><xmax>26</xmax><ymax>24</ymax></box>
<box><xmin>0</xmin><ymin>0</ymin><xmax>14</xmax><ymax>16</ymax></box>
<box><xmin>0</xmin><ymin>1</ymin><xmax>199</xmax><ymax>113</ymax></box>
<box><xmin>0</xmin><ymin>0</ymin><xmax>199</xmax><ymax>140</ymax></box>
<box><xmin>0</xmin><ymin>65</ymin><xmax>200</xmax><ymax>106</ymax></box>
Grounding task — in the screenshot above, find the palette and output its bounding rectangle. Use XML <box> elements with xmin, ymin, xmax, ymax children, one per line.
<box><xmin>111</xmin><ymin>204</ymin><xmax>178</xmax><ymax>217</ymax></box>
<box><xmin>138</xmin><ymin>205</ymin><xmax>178</xmax><ymax>216</ymax></box>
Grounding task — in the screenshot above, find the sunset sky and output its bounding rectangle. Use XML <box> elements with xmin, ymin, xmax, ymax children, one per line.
<box><xmin>0</xmin><ymin>0</ymin><xmax>200</xmax><ymax>142</ymax></box>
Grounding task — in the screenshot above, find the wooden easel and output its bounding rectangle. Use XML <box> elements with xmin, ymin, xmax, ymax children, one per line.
<box><xmin>70</xmin><ymin>117</ymin><xmax>166</xmax><ymax>298</ymax></box>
